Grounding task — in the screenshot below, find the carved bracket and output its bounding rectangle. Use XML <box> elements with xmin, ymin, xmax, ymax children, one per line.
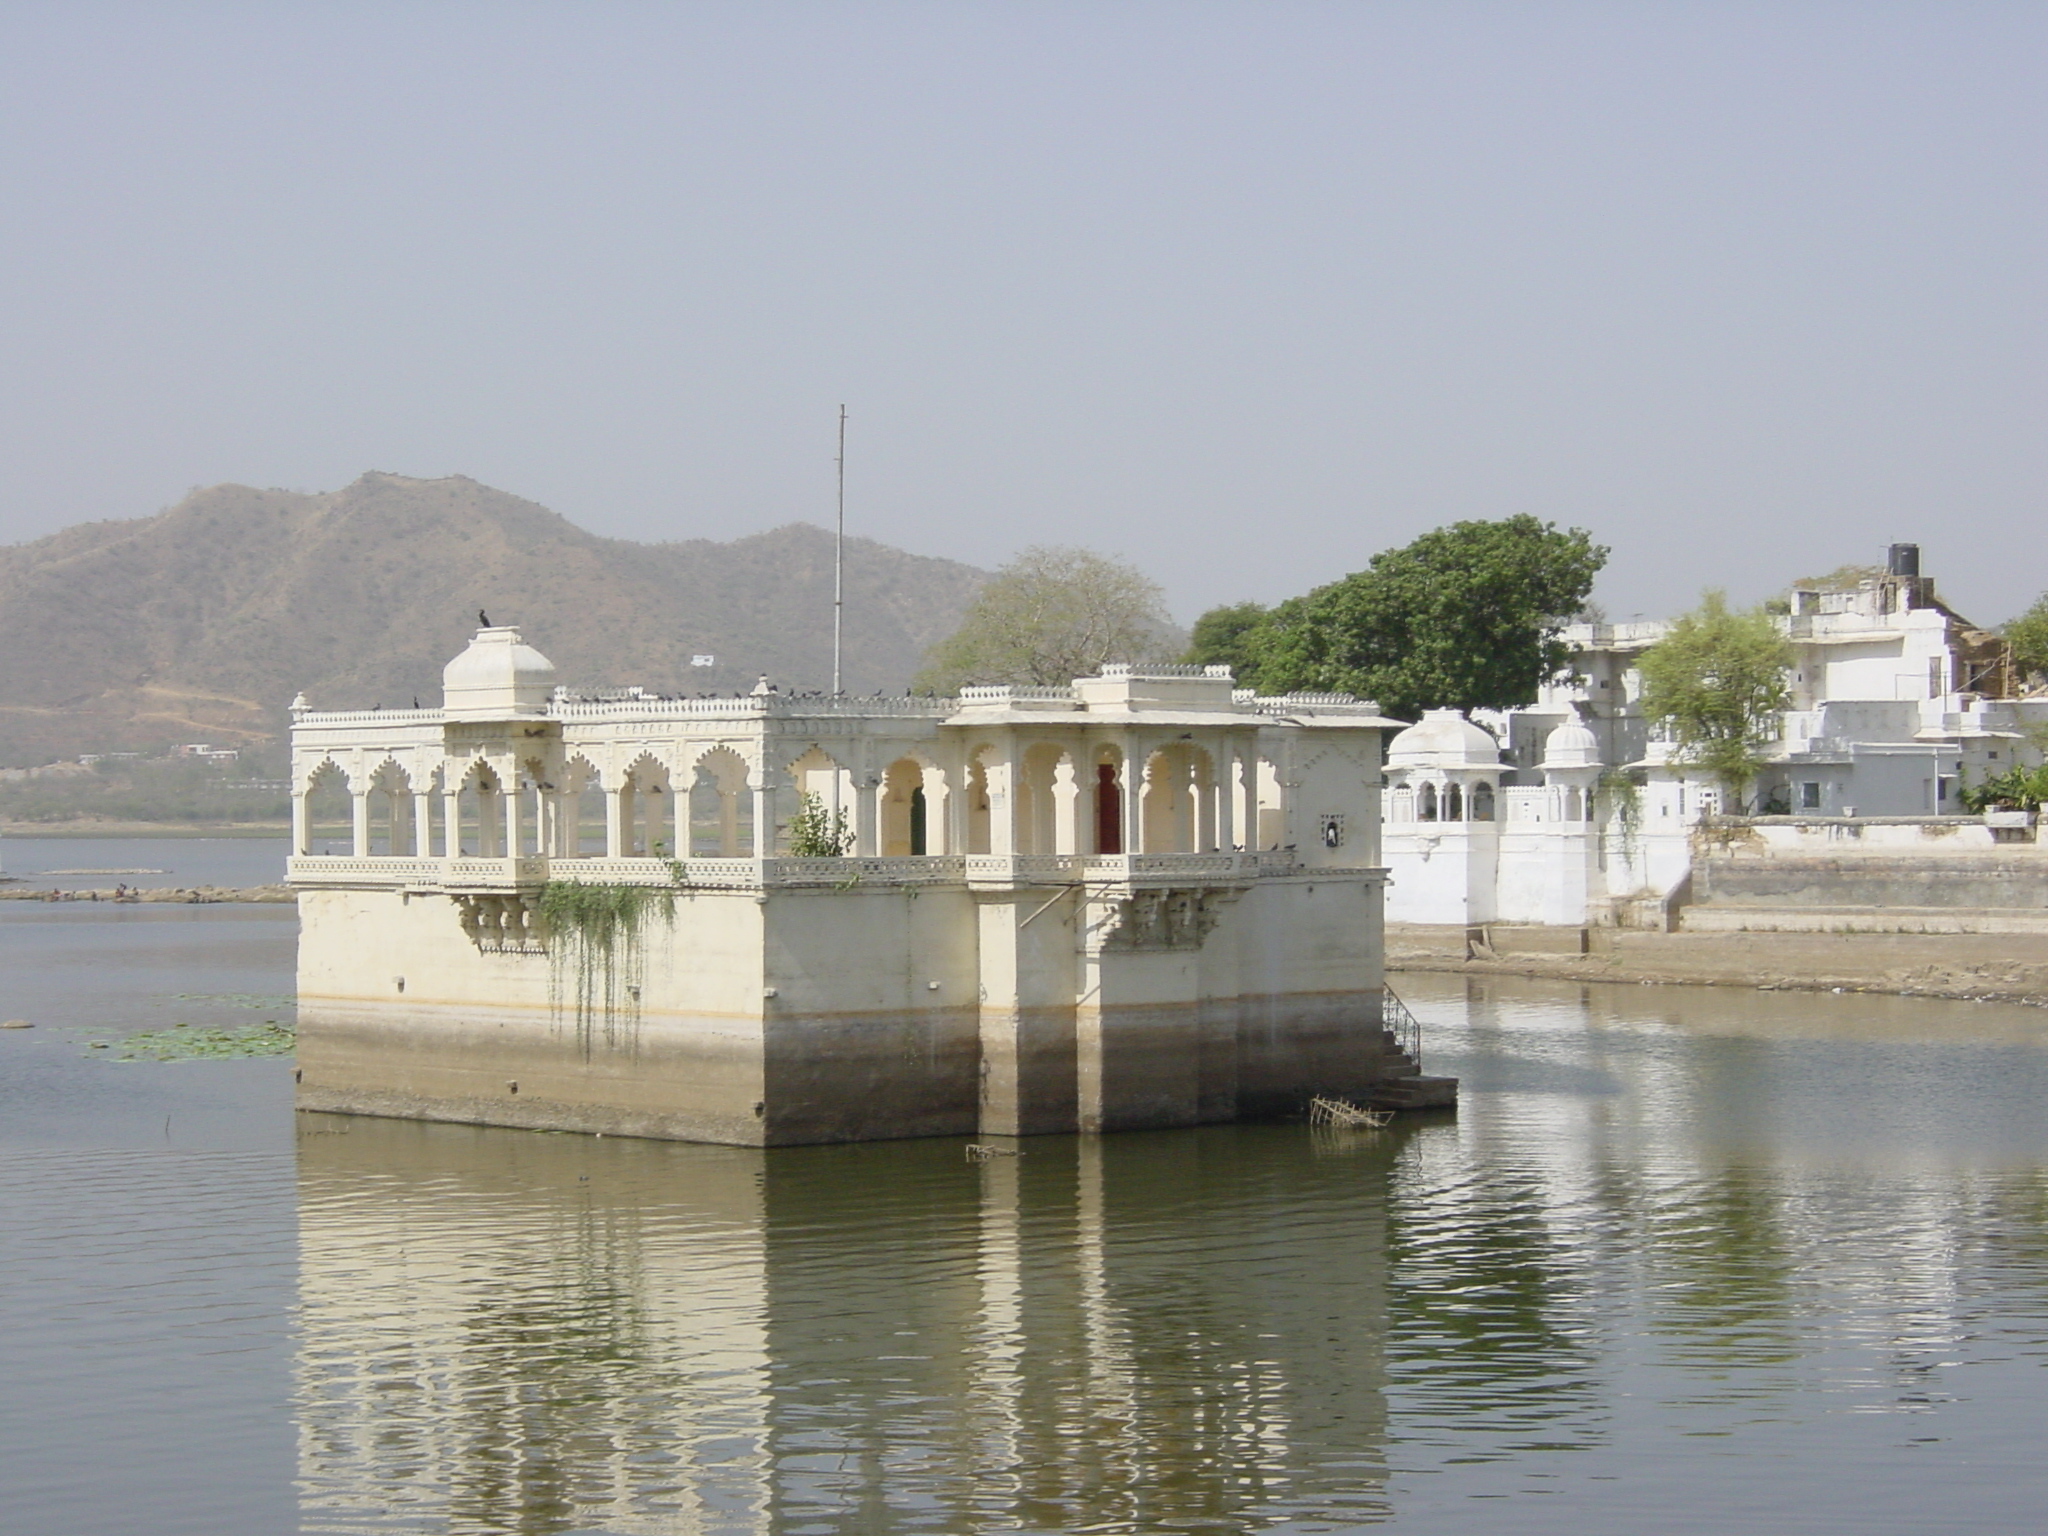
<box><xmin>454</xmin><ymin>893</ymin><xmax>547</xmax><ymax>954</ymax></box>
<box><xmin>1096</xmin><ymin>887</ymin><xmax>1234</xmax><ymax>952</ymax></box>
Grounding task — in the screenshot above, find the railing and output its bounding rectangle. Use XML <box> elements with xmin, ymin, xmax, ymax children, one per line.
<box><xmin>549</xmin><ymin>693</ymin><xmax>958</xmax><ymax>722</ymax></box>
<box><xmin>956</xmin><ymin>685</ymin><xmax>1079</xmax><ymax>704</ymax></box>
<box><xmin>290</xmin><ymin>848</ymin><xmax>1305</xmax><ymax>892</ymax></box>
<box><xmin>1381</xmin><ymin>984</ymin><xmax>1422</xmax><ymax>1068</ymax></box>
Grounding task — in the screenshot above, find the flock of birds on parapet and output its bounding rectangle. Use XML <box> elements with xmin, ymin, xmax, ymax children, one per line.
<box><xmin>356</xmin><ymin>609</ymin><xmax>942</xmax><ymax>711</ymax></box>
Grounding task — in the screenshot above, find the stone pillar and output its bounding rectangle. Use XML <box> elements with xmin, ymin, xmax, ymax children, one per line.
<box><xmin>989</xmin><ymin>747</ymin><xmax>1017</xmax><ymax>857</ymax></box>
<box><xmin>605</xmin><ymin>786</ymin><xmax>626</xmax><ymax>858</ymax></box>
<box><xmin>441</xmin><ymin>785</ymin><xmax>460</xmax><ymax>857</ymax></box>
<box><xmin>1123</xmin><ymin>748</ymin><xmax>1147</xmax><ymax>854</ymax></box>
<box><xmin>412</xmin><ymin>790</ymin><xmax>432</xmax><ymax>857</ymax></box>
<box><xmin>503</xmin><ymin>771</ymin><xmax>523</xmax><ymax>859</ymax></box>
<box><xmin>853</xmin><ymin>774</ymin><xmax>879</xmax><ymax>857</ymax></box>
<box><xmin>947</xmin><ymin>754</ymin><xmax>972</xmax><ymax>855</ymax></box>
<box><xmin>1216</xmin><ymin>742</ymin><xmax>1236</xmax><ymax>852</ymax></box>
<box><xmin>350</xmin><ymin>790</ymin><xmax>370</xmax><ymax>857</ymax></box>
<box><xmin>1051</xmin><ymin>756</ymin><xmax>1080</xmax><ymax>856</ymax></box>
<box><xmin>291</xmin><ymin>785</ymin><xmax>310</xmax><ymax>856</ymax></box>
<box><xmin>977</xmin><ymin>894</ymin><xmax>1079</xmax><ymax>1137</ymax></box>
<box><xmin>752</xmin><ymin>771</ymin><xmax>779</xmax><ymax>858</ymax></box>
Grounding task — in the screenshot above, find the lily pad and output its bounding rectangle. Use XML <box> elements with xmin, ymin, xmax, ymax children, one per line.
<box><xmin>113</xmin><ymin>1022</ymin><xmax>296</xmax><ymax>1061</ymax></box>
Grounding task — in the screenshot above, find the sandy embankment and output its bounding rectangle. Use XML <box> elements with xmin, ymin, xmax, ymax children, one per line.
<box><xmin>1388</xmin><ymin>924</ymin><xmax>2048</xmax><ymax>1008</ymax></box>
<box><xmin>0</xmin><ymin>883</ymin><xmax>294</xmax><ymax>904</ymax></box>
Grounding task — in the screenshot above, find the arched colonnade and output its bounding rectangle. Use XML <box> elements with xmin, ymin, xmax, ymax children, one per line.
<box><xmin>295</xmin><ymin>733</ymin><xmax>1290</xmax><ymax>860</ymax></box>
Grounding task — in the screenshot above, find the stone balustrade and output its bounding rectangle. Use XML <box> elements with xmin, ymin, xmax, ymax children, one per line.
<box><xmin>287</xmin><ymin>849</ymin><xmax>1321</xmax><ymax>893</ymax></box>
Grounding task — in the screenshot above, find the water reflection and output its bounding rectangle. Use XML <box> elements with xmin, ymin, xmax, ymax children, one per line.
<box><xmin>287</xmin><ymin>974</ymin><xmax>2048</xmax><ymax>1534</ymax></box>
<box><xmin>294</xmin><ymin>1120</ymin><xmax>1404</xmax><ymax>1534</ymax></box>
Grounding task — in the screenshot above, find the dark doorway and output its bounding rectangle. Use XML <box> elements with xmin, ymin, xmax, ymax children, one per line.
<box><xmin>909</xmin><ymin>785</ymin><xmax>927</xmax><ymax>856</ymax></box>
<box><xmin>1096</xmin><ymin>763</ymin><xmax>1123</xmax><ymax>854</ymax></box>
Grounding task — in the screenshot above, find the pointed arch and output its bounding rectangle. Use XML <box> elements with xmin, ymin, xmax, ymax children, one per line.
<box><xmin>298</xmin><ymin>758</ymin><xmax>350</xmax><ymax>855</ymax></box>
<box><xmin>879</xmin><ymin>752</ymin><xmax>946</xmax><ymax>856</ymax></box>
<box><xmin>1092</xmin><ymin>745</ymin><xmax>1126</xmax><ymax>855</ymax></box>
<box><xmin>558</xmin><ymin>754</ymin><xmax>604</xmax><ymax>857</ymax></box>
<box><xmin>688</xmin><ymin>745</ymin><xmax>754</xmax><ymax>857</ymax></box>
<box><xmin>619</xmin><ymin>751</ymin><xmax>674</xmax><ymax>857</ymax></box>
<box><xmin>365</xmin><ymin>757</ymin><xmax>415</xmax><ymax>855</ymax></box>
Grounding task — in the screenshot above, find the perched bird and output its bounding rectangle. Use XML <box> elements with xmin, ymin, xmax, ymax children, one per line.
<box><xmin>478</xmin><ymin>608</ymin><xmax>491</xmax><ymax>627</ymax></box>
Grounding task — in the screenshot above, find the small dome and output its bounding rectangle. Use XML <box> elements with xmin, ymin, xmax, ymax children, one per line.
<box><xmin>442</xmin><ymin>625</ymin><xmax>557</xmax><ymax>720</ymax></box>
<box><xmin>1386</xmin><ymin>708</ymin><xmax>1502</xmax><ymax>769</ymax></box>
<box><xmin>1541</xmin><ymin>719</ymin><xmax>1601</xmax><ymax>770</ymax></box>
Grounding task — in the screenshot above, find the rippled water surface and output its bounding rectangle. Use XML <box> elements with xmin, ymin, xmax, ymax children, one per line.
<box><xmin>6</xmin><ymin>886</ymin><xmax>2048</xmax><ymax>1533</ymax></box>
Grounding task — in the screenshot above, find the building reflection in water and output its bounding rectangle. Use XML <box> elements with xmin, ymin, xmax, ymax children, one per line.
<box><xmin>294</xmin><ymin>1116</ymin><xmax>1402</xmax><ymax>1534</ymax></box>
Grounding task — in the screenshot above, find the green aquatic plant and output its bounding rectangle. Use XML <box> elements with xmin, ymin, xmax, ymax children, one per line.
<box><xmin>113</xmin><ymin>1021</ymin><xmax>296</xmax><ymax>1061</ymax></box>
<box><xmin>168</xmin><ymin>991</ymin><xmax>296</xmax><ymax>1012</ymax></box>
<box><xmin>537</xmin><ymin>880</ymin><xmax>676</xmax><ymax>1057</ymax></box>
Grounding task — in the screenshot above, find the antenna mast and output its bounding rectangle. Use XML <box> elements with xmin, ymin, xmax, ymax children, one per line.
<box><xmin>833</xmin><ymin>403</ymin><xmax>846</xmax><ymax>697</ymax></box>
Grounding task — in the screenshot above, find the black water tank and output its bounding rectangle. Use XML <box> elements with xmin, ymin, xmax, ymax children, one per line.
<box><xmin>1887</xmin><ymin>542</ymin><xmax>1920</xmax><ymax>577</ymax></box>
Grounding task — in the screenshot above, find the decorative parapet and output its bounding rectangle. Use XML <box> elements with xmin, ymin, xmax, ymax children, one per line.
<box><xmin>287</xmin><ymin>849</ymin><xmax>1321</xmax><ymax>893</ymax></box>
<box><xmin>547</xmin><ymin>693</ymin><xmax>956</xmax><ymax>723</ymax></box>
<box><xmin>293</xmin><ymin>707</ymin><xmax>446</xmax><ymax>728</ymax></box>
<box><xmin>1094</xmin><ymin>663</ymin><xmax>1234</xmax><ymax>679</ymax></box>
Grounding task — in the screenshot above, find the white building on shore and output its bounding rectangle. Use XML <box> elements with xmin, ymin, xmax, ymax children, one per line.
<box><xmin>1382</xmin><ymin>545</ymin><xmax>2047</xmax><ymax>929</ymax></box>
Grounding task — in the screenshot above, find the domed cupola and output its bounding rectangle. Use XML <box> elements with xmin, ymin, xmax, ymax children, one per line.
<box><xmin>442</xmin><ymin>625</ymin><xmax>558</xmax><ymax>721</ymax></box>
<box><xmin>1540</xmin><ymin>719</ymin><xmax>1601</xmax><ymax>771</ymax></box>
<box><xmin>1385</xmin><ymin>708</ymin><xmax>1503</xmax><ymax>771</ymax></box>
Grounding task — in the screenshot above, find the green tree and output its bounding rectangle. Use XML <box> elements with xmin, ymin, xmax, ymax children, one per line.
<box><xmin>787</xmin><ymin>791</ymin><xmax>852</xmax><ymax>857</ymax></box>
<box><xmin>1182</xmin><ymin>600</ymin><xmax>1269</xmax><ymax>672</ymax></box>
<box><xmin>914</xmin><ymin>545</ymin><xmax>1179</xmax><ymax>691</ymax></box>
<box><xmin>2005</xmin><ymin>593</ymin><xmax>2048</xmax><ymax>686</ymax></box>
<box><xmin>1636</xmin><ymin>591</ymin><xmax>1792</xmax><ymax>806</ymax></box>
<box><xmin>1238</xmin><ymin>516</ymin><xmax>1607</xmax><ymax>718</ymax></box>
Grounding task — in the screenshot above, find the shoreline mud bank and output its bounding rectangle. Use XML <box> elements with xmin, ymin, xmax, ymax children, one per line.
<box><xmin>1389</xmin><ymin>924</ymin><xmax>2048</xmax><ymax>1008</ymax></box>
<box><xmin>0</xmin><ymin>883</ymin><xmax>293</xmax><ymax>904</ymax></box>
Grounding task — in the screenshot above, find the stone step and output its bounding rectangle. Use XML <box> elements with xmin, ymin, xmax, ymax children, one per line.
<box><xmin>1683</xmin><ymin>904</ymin><xmax>2048</xmax><ymax>935</ymax></box>
<box><xmin>1367</xmin><ymin>1075</ymin><xmax>1459</xmax><ymax>1111</ymax></box>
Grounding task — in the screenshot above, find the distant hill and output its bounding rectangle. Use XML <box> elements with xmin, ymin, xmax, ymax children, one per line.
<box><xmin>0</xmin><ymin>473</ymin><xmax>987</xmax><ymax>766</ymax></box>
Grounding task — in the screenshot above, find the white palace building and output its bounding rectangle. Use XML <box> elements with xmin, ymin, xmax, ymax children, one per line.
<box><xmin>288</xmin><ymin>626</ymin><xmax>1448</xmax><ymax>1146</ymax></box>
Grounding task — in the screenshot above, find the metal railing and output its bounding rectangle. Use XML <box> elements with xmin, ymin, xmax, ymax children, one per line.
<box><xmin>1381</xmin><ymin>984</ymin><xmax>1422</xmax><ymax>1068</ymax></box>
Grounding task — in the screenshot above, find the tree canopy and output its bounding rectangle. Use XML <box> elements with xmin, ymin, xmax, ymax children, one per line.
<box><xmin>1635</xmin><ymin>590</ymin><xmax>1792</xmax><ymax>803</ymax></box>
<box><xmin>1190</xmin><ymin>516</ymin><xmax>1607</xmax><ymax>719</ymax></box>
<box><xmin>914</xmin><ymin>545</ymin><xmax>1180</xmax><ymax>692</ymax></box>
<box><xmin>1183</xmin><ymin>600</ymin><xmax>1271</xmax><ymax>673</ymax></box>
<box><xmin>2005</xmin><ymin>592</ymin><xmax>2048</xmax><ymax>686</ymax></box>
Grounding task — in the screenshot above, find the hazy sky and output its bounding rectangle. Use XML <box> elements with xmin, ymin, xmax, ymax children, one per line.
<box><xmin>2</xmin><ymin>3</ymin><xmax>2041</xmax><ymax>626</ymax></box>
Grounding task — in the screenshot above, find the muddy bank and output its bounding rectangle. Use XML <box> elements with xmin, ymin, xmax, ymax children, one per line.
<box><xmin>1388</xmin><ymin>923</ymin><xmax>2048</xmax><ymax>1007</ymax></box>
<box><xmin>0</xmin><ymin>883</ymin><xmax>294</xmax><ymax>904</ymax></box>
<box><xmin>0</xmin><ymin>821</ymin><xmax>287</xmax><ymax>837</ymax></box>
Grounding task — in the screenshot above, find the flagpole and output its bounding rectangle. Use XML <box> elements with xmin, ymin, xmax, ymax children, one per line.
<box><xmin>833</xmin><ymin>404</ymin><xmax>846</xmax><ymax>697</ymax></box>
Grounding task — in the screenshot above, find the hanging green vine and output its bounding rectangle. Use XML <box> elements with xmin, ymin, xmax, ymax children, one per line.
<box><xmin>538</xmin><ymin>880</ymin><xmax>675</xmax><ymax>1058</ymax></box>
<box><xmin>1597</xmin><ymin>766</ymin><xmax>1644</xmax><ymax>867</ymax></box>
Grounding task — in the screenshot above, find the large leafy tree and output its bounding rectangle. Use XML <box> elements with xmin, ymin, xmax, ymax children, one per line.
<box><xmin>2005</xmin><ymin>593</ymin><xmax>2048</xmax><ymax>686</ymax></box>
<box><xmin>1205</xmin><ymin>516</ymin><xmax>1606</xmax><ymax>718</ymax></box>
<box><xmin>1636</xmin><ymin>590</ymin><xmax>1792</xmax><ymax>804</ymax></box>
<box><xmin>1183</xmin><ymin>600</ymin><xmax>1271</xmax><ymax>672</ymax></box>
<box><xmin>914</xmin><ymin>545</ymin><xmax>1180</xmax><ymax>691</ymax></box>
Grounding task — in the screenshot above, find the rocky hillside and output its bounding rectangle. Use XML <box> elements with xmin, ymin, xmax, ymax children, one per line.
<box><xmin>0</xmin><ymin>473</ymin><xmax>986</xmax><ymax>765</ymax></box>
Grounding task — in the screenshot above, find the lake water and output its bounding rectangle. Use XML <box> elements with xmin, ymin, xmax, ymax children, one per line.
<box><xmin>5</xmin><ymin>872</ymin><xmax>2048</xmax><ymax>1534</ymax></box>
<box><xmin>1</xmin><ymin>833</ymin><xmax>289</xmax><ymax>890</ymax></box>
